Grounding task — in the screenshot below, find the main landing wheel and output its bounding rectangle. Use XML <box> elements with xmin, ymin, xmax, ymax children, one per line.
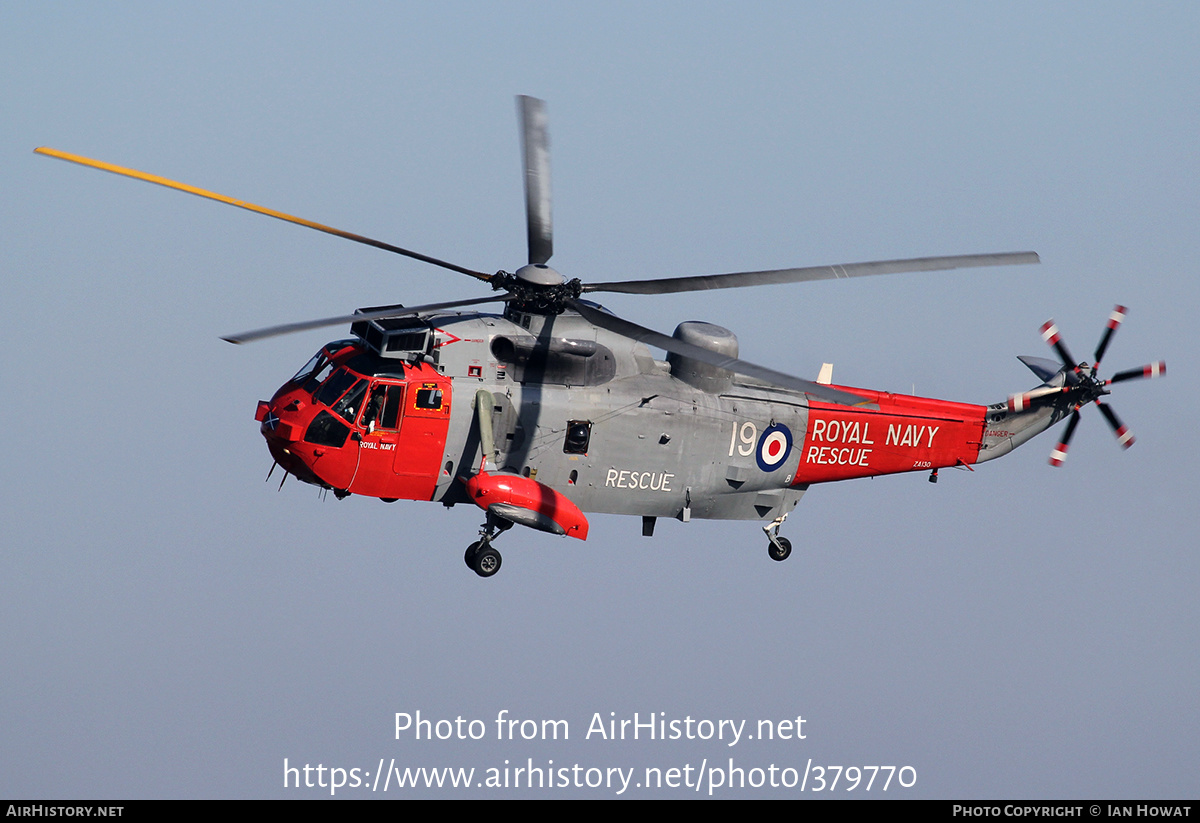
<box><xmin>768</xmin><ymin>536</ymin><xmax>792</xmax><ymax>562</ymax></box>
<box><xmin>473</xmin><ymin>546</ymin><xmax>502</xmax><ymax>578</ymax></box>
<box><xmin>464</xmin><ymin>541</ymin><xmax>483</xmax><ymax>569</ymax></box>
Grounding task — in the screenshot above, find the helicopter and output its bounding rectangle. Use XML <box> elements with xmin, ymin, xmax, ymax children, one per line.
<box><xmin>36</xmin><ymin>97</ymin><xmax>1165</xmax><ymax>578</ymax></box>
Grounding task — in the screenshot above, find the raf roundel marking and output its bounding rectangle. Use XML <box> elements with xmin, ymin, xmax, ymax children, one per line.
<box><xmin>756</xmin><ymin>424</ymin><xmax>793</xmax><ymax>472</ymax></box>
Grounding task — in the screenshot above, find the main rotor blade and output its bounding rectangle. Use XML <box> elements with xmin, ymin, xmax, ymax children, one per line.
<box><xmin>35</xmin><ymin>147</ymin><xmax>494</xmax><ymax>282</ymax></box>
<box><xmin>222</xmin><ymin>294</ymin><xmax>511</xmax><ymax>344</ymax></box>
<box><xmin>583</xmin><ymin>251</ymin><xmax>1040</xmax><ymax>296</ymax></box>
<box><xmin>566</xmin><ymin>299</ymin><xmax>867</xmax><ymax>406</ymax></box>
<box><xmin>517</xmin><ymin>96</ymin><xmax>553</xmax><ymax>265</ymax></box>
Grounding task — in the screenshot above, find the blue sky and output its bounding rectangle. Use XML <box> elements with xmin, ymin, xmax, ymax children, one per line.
<box><xmin>2</xmin><ymin>2</ymin><xmax>1197</xmax><ymax>798</ymax></box>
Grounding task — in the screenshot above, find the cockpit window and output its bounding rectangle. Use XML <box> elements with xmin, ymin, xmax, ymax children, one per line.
<box><xmin>303</xmin><ymin>411</ymin><xmax>350</xmax><ymax>448</ymax></box>
<box><xmin>306</xmin><ymin>359</ymin><xmax>336</xmax><ymax>393</ymax></box>
<box><xmin>315</xmin><ymin>368</ymin><xmax>357</xmax><ymax>407</ymax></box>
<box><xmin>291</xmin><ymin>351</ymin><xmax>326</xmax><ymax>385</ymax></box>
<box><xmin>331</xmin><ymin>379</ymin><xmax>367</xmax><ymax>424</ymax></box>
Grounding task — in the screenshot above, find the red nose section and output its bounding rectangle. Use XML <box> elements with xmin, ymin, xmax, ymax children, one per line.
<box><xmin>464</xmin><ymin>472</ymin><xmax>589</xmax><ymax>540</ymax></box>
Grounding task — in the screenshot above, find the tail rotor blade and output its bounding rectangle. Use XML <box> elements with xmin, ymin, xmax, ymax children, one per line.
<box><xmin>517</xmin><ymin>95</ymin><xmax>553</xmax><ymax>265</ymax></box>
<box><xmin>1109</xmin><ymin>360</ymin><xmax>1166</xmax><ymax>384</ymax></box>
<box><xmin>1008</xmin><ymin>385</ymin><xmax>1065</xmax><ymax>412</ymax></box>
<box><xmin>1095</xmin><ymin>401</ymin><xmax>1135</xmax><ymax>450</ymax></box>
<box><xmin>1040</xmin><ymin>319</ymin><xmax>1077</xmax><ymax>370</ymax></box>
<box><xmin>1093</xmin><ymin>304</ymin><xmax>1126</xmax><ymax>367</ymax></box>
<box><xmin>1049</xmin><ymin>410</ymin><xmax>1082</xmax><ymax>467</ymax></box>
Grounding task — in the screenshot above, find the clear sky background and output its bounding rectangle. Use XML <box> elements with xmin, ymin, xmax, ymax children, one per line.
<box><xmin>2</xmin><ymin>2</ymin><xmax>1196</xmax><ymax>799</ymax></box>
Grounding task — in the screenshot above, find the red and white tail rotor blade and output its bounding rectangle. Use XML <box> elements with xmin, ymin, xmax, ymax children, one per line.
<box><xmin>1095</xmin><ymin>401</ymin><xmax>1135</xmax><ymax>450</ymax></box>
<box><xmin>1109</xmin><ymin>360</ymin><xmax>1166</xmax><ymax>384</ymax></box>
<box><xmin>1007</xmin><ymin>384</ymin><xmax>1064</xmax><ymax>412</ymax></box>
<box><xmin>1040</xmin><ymin>319</ymin><xmax>1077</xmax><ymax>371</ymax></box>
<box><xmin>1049</xmin><ymin>410</ymin><xmax>1082</xmax><ymax>467</ymax></box>
<box><xmin>1093</xmin><ymin>305</ymin><xmax>1126</xmax><ymax>368</ymax></box>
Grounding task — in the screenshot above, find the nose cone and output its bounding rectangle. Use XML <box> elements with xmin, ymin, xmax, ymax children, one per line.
<box><xmin>257</xmin><ymin>399</ymin><xmax>304</xmax><ymax>443</ymax></box>
<box><xmin>255</xmin><ymin>392</ymin><xmax>325</xmax><ymax>486</ymax></box>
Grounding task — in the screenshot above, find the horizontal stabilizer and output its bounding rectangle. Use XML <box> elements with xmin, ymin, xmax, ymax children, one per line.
<box><xmin>1017</xmin><ymin>355</ymin><xmax>1063</xmax><ymax>383</ymax></box>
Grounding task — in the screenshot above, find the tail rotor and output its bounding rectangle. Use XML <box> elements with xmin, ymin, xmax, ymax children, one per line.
<box><xmin>1015</xmin><ymin>305</ymin><xmax>1164</xmax><ymax>466</ymax></box>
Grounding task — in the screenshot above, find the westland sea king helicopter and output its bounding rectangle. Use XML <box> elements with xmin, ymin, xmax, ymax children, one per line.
<box><xmin>37</xmin><ymin>97</ymin><xmax>1165</xmax><ymax>577</ymax></box>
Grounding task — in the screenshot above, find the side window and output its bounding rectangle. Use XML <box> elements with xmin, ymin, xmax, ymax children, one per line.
<box><xmin>563</xmin><ymin>420</ymin><xmax>592</xmax><ymax>454</ymax></box>
<box><xmin>415</xmin><ymin>387</ymin><xmax>443</xmax><ymax>410</ymax></box>
<box><xmin>303</xmin><ymin>411</ymin><xmax>350</xmax><ymax>448</ymax></box>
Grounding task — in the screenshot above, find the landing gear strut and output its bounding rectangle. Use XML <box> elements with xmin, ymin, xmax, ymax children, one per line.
<box><xmin>464</xmin><ymin>512</ymin><xmax>513</xmax><ymax>577</ymax></box>
<box><xmin>764</xmin><ymin>512</ymin><xmax>793</xmax><ymax>562</ymax></box>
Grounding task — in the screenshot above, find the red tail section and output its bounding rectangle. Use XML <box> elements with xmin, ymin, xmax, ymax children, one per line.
<box><xmin>795</xmin><ymin>389</ymin><xmax>986</xmax><ymax>484</ymax></box>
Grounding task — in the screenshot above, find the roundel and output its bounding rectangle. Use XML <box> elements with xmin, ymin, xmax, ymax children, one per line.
<box><xmin>756</xmin><ymin>424</ymin><xmax>793</xmax><ymax>472</ymax></box>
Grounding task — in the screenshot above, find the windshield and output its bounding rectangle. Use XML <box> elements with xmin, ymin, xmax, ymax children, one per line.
<box><xmin>291</xmin><ymin>351</ymin><xmax>323</xmax><ymax>383</ymax></box>
<box><xmin>315</xmin><ymin>368</ymin><xmax>358</xmax><ymax>407</ymax></box>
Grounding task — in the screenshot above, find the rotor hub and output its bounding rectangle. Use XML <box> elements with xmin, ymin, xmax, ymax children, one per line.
<box><xmin>514</xmin><ymin>263</ymin><xmax>564</xmax><ymax>287</ymax></box>
<box><xmin>496</xmin><ymin>267</ymin><xmax>582</xmax><ymax>315</ymax></box>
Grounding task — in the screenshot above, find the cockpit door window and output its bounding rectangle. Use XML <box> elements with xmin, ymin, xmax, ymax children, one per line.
<box><xmin>360</xmin><ymin>383</ymin><xmax>405</xmax><ymax>432</ymax></box>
